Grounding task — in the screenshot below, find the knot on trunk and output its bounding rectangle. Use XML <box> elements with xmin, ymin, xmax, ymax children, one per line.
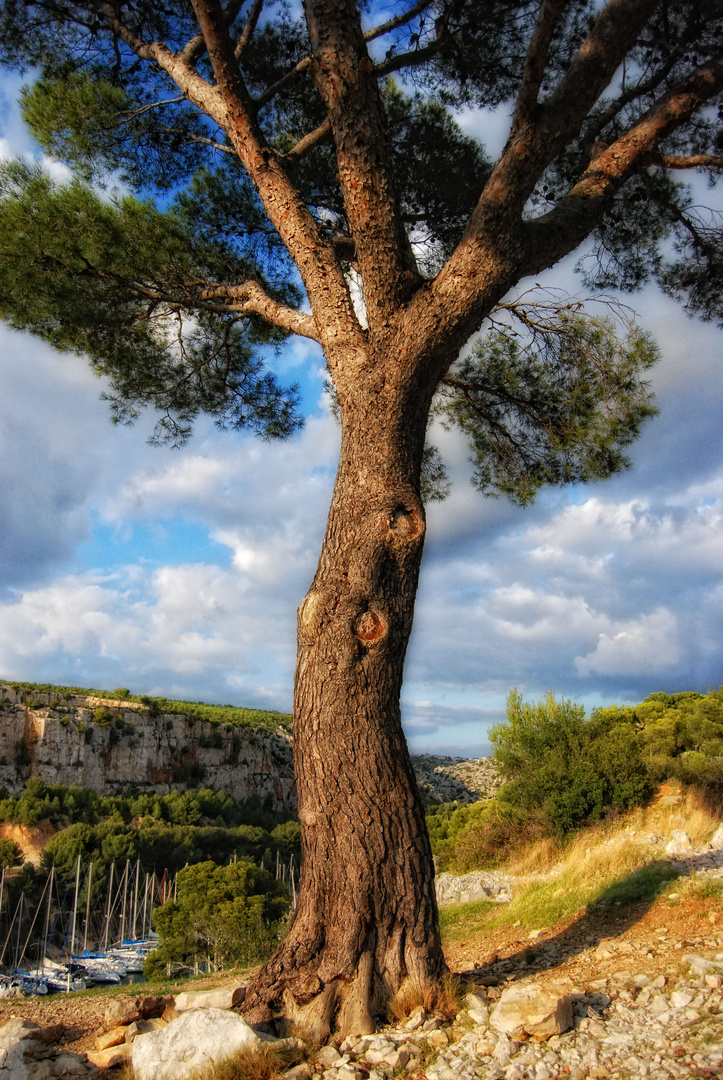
<box><xmin>298</xmin><ymin>590</ymin><xmax>323</xmax><ymax>639</ymax></box>
<box><xmin>354</xmin><ymin>609</ymin><xmax>387</xmax><ymax>644</ymax></box>
<box><xmin>387</xmin><ymin>505</ymin><xmax>424</xmax><ymax>541</ymax></box>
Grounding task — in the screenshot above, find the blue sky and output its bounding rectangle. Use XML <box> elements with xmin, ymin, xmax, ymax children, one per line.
<box><xmin>1</xmin><ymin>66</ymin><xmax>722</xmax><ymax>757</ymax></box>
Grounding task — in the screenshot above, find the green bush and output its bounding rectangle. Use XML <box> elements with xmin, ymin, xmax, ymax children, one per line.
<box><xmin>0</xmin><ymin>838</ymin><xmax>23</xmax><ymax>870</ymax></box>
<box><xmin>145</xmin><ymin>860</ymin><xmax>289</xmax><ymax>973</ymax></box>
<box><xmin>491</xmin><ymin>690</ymin><xmax>652</xmax><ymax>839</ymax></box>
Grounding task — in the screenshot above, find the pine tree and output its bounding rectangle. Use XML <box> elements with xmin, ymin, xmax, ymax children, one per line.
<box><xmin>0</xmin><ymin>0</ymin><xmax>721</xmax><ymax>1039</ymax></box>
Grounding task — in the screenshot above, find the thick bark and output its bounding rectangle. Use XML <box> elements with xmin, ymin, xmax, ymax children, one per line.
<box><xmin>242</xmin><ymin>358</ymin><xmax>445</xmax><ymax>1041</ymax></box>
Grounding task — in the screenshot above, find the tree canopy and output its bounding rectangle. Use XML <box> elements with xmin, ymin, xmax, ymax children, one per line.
<box><xmin>3</xmin><ymin>0</ymin><xmax>717</xmax><ymax>484</ymax></box>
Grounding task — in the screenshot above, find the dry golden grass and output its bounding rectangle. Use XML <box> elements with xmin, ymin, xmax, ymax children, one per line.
<box><xmin>505</xmin><ymin>836</ymin><xmax>561</xmax><ymax>877</ymax></box>
<box><xmin>188</xmin><ymin>1041</ymin><xmax>306</xmax><ymax>1080</ymax></box>
<box><xmin>648</xmin><ymin>784</ymin><xmax>721</xmax><ymax>845</ymax></box>
<box><xmin>388</xmin><ymin>972</ymin><xmax>462</xmax><ymax>1023</ymax></box>
<box><xmin>442</xmin><ymin>782</ymin><xmax>723</xmax><ymax>942</ymax></box>
<box><xmin>507</xmin><ymin>782</ymin><xmax>722</xmax><ymax>889</ymax></box>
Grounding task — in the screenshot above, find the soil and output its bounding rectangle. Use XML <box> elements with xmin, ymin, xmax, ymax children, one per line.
<box><xmin>1</xmin><ymin>891</ymin><xmax>719</xmax><ymax>1069</ymax></box>
<box><xmin>445</xmin><ymin>890</ymin><xmax>723</xmax><ymax>993</ymax></box>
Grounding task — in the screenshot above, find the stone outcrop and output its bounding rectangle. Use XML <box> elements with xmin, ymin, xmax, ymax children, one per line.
<box><xmin>435</xmin><ymin>870</ymin><xmax>513</xmax><ymax>907</ymax></box>
<box><xmin>0</xmin><ymin>685</ymin><xmax>502</xmax><ymax>815</ymax></box>
<box><xmin>131</xmin><ymin>1007</ymin><xmax>261</xmax><ymax>1080</ymax></box>
<box><xmin>412</xmin><ymin>755</ymin><xmax>502</xmax><ymax>804</ymax></box>
<box><xmin>0</xmin><ymin>685</ymin><xmax>295</xmax><ymax>814</ymax></box>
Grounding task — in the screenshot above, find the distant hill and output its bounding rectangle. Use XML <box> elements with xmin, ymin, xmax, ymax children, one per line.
<box><xmin>0</xmin><ymin>680</ymin><xmax>501</xmax><ymax>809</ymax></box>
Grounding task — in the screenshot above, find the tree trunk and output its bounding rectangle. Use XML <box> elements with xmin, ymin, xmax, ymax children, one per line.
<box><xmin>242</xmin><ymin>369</ymin><xmax>445</xmax><ymax>1042</ymax></box>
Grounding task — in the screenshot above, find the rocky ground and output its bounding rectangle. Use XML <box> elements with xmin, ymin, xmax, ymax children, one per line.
<box><xmin>412</xmin><ymin>757</ymin><xmax>502</xmax><ymax>804</ymax></box>
<box><xmin>2</xmin><ymin>879</ymin><xmax>721</xmax><ymax>1080</ymax></box>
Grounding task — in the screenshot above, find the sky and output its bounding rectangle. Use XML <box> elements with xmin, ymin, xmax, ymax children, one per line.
<box><xmin>1</xmin><ymin>69</ymin><xmax>722</xmax><ymax>758</ymax></box>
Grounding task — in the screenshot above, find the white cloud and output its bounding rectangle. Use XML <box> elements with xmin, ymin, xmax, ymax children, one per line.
<box><xmin>575</xmin><ymin>608</ymin><xmax>681</xmax><ymax>677</ymax></box>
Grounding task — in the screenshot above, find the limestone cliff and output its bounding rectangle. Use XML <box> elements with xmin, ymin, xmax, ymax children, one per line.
<box><xmin>0</xmin><ymin>685</ymin><xmax>296</xmax><ymax>814</ymax></box>
<box><xmin>0</xmin><ymin>684</ymin><xmax>501</xmax><ymax>812</ymax></box>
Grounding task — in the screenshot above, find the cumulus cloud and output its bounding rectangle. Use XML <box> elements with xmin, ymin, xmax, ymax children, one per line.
<box><xmin>575</xmin><ymin>608</ymin><xmax>681</xmax><ymax>677</ymax></box>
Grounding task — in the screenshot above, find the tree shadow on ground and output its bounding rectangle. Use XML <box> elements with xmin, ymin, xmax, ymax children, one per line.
<box><xmin>456</xmin><ymin>855</ymin><xmax>710</xmax><ymax>983</ymax></box>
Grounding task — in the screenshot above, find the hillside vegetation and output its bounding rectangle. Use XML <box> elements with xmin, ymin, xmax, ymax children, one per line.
<box><xmin>1</xmin><ymin>679</ymin><xmax>291</xmax><ymax>731</ymax></box>
<box><xmin>429</xmin><ymin>686</ymin><xmax>723</xmax><ymax>872</ymax></box>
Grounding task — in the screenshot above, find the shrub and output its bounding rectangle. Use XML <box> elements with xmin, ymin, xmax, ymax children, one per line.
<box><xmin>0</xmin><ymin>838</ymin><xmax>23</xmax><ymax>869</ymax></box>
<box><xmin>93</xmin><ymin>706</ymin><xmax>114</xmax><ymax>725</ymax></box>
<box><xmin>146</xmin><ymin>859</ymin><xmax>289</xmax><ymax>973</ymax></box>
<box><xmin>491</xmin><ymin>690</ymin><xmax>652</xmax><ymax>839</ymax></box>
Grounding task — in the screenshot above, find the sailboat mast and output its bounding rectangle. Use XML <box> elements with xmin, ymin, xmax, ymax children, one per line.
<box><xmin>102</xmin><ymin>862</ymin><xmax>115</xmax><ymax>954</ymax></box>
<box><xmin>13</xmin><ymin>892</ymin><xmax>23</xmax><ymax>971</ymax></box>
<box><xmin>83</xmin><ymin>861</ymin><xmax>93</xmax><ymax>953</ymax></box>
<box><xmin>39</xmin><ymin>865</ymin><xmax>54</xmax><ymax>977</ymax></box>
<box><xmin>120</xmin><ymin>861</ymin><xmax>129</xmax><ymax>946</ymax></box>
<box><xmin>132</xmin><ymin>857</ymin><xmax>141</xmax><ymax>940</ymax></box>
<box><xmin>69</xmin><ymin>853</ymin><xmax>81</xmax><ymax>958</ymax></box>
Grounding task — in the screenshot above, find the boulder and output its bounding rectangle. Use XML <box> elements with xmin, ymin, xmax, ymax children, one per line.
<box><xmin>0</xmin><ymin>1020</ymin><xmax>97</xmax><ymax>1079</ymax></box>
<box><xmin>95</xmin><ymin>1027</ymin><xmax>127</xmax><ymax>1051</ymax></box>
<box><xmin>316</xmin><ymin>1046</ymin><xmax>342</xmax><ymax>1066</ymax></box>
<box><xmin>490</xmin><ymin>984</ymin><xmax>572</xmax><ymax>1040</ymax></box>
<box><xmin>138</xmin><ymin>996</ymin><xmax>173</xmax><ymax>1019</ymax></box>
<box><xmin>173</xmin><ymin>985</ymin><xmax>246</xmax><ymax>1012</ymax></box>
<box><xmin>86</xmin><ymin>1044</ymin><xmax>133</xmax><ymax>1069</ymax></box>
<box><xmin>665</xmin><ymin>830</ymin><xmax>693</xmax><ymax>857</ymax></box>
<box><xmin>280</xmin><ymin>1066</ymin><xmax>311</xmax><ymax>1080</ymax></box>
<box><xmin>435</xmin><ymin>871</ymin><xmax>512</xmax><ymax>907</ymax></box>
<box><xmin>103</xmin><ymin>998</ymin><xmax>141</xmax><ymax>1030</ymax></box>
<box><xmin>708</xmin><ymin>824</ymin><xmax>723</xmax><ymax>850</ymax></box>
<box><xmin>124</xmin><ymin>1019</ymin><xmax>167</xmax><ymax>1043</ymax></box>
<box><xmin>131</xmin><ymin>1007</ymin><xmax>261</xmax><ymax>1080</ymax></box>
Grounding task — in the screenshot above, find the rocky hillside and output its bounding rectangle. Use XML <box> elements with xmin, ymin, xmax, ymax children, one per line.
<box><xmin>0</xmin><ymin>684</ymin><xmax>501</xmax><ymax>812</ymax></box>
<box><xmin>0</xmin><ymin>685</ymin><xmax>296</xmax><ymax>814</ymax></box>
<box><xmin>413</xmin><ymin>755</ymin><xmax>503</xmax><ymax>804</ymax></box>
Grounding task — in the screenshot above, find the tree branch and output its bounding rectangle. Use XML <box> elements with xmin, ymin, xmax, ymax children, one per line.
<box><xmin>512</xmin><ymin>0</ymin><xmax>569</xmax><ymax>130</ymax></box>
<box><xmin>658</xmin><ymin>153</ymin><xmax>723</xmax><ymax>170</ymax></box>
<box><xmin>85</xmin><ymin>0</ymin><xmax>362</xmax><ymax>367</ymax></box>
<box><xmin>525</xmin><ymin>53</ymin><xmax>723</xmax><ymax>275</ymax></box>
<box><xmin>304</xmin><ymin>0</ymin><xmax>415</xmax><ymax>331</ymax></box>
<box><xmin>282</xmin><ymin>119</ymin><xmax>332</xmax><ymax>160</ymax></box>
<box><xmin>184</xmin><ymin>0</ymin><xmax>364</xmax><ymax>367</ymax></box>
<box><xmin>235</xmin><ymin>0</ymin><xmax>265</xmax><ymax>59</ymax></box>
<box><xmin>255</xmin><ymin>56</ymin><xmax>312</xmax><ymax>110</ymax></box>
<box><xmin>179</xmin><ymin>0</ymin><xmax>246</xmax><ymax>66</ymax></box>
<box><xmin>255</xmin><ymin>0</ymin><xmax>441</xmax><ymax>109</ymax></box>
<box><xmin>363</xmin><ymin>0</ymin><xmax>433</xmax><ymax>44</ymax></box>
<box><xmin>200</xmin><ymin>281</ymin><xmax>320</xmax><ymax>338</ymax></box>
<box><xmin>477</xmin><ymin>0</ymin><xmax>660</xmax><ymax>221</ymax></box>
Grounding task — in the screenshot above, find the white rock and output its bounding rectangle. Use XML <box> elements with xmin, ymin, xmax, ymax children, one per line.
<box><xmin>493</xmin><ymin>1034</ymin><xmax>513</xmax><ymax>1065</ymax></box>
<box><xmin>0</xmin><ymin>1019</ymin><xmax>96</xmax><ymax>1080</ymax></box>
<box><xmin>708</xmin><ymin>824</ymin><xmax>723</xmax><ymax>850</ymax></box>
<box><xmin>435</xmin><ymin>870</ymin><xmax>512</xmax><ymax>907</ymax></box>
<box><xmin>490</xmin><ymin>984</ymin><xmax>573</xmax><ymax>1040</ymax></box>
<box><xmin>665</xmin><ymin>830</ymin><xmax>693</xmax><ymax>857</ymax></box>
<box><xmin>316</xmin><ymin>1046</ymin><xmax>342</xmax><ymax>1067</ymax></box>
<box><xmin>173</xmin><ymin>986</ymin><xmax>245</xmax><ymax>1011</ymax></box>
<box><xmin>131</xmin><ymin>1008</ymin><xmax>260</xmax><ymax>1080</ymax></box>
<box><xmin>682</xmin><ymin>954</ymin><xmax>723</xmax><ymax>977</ymax></box>
<box><xmin>670</xmin><ymin>990</ymin><xmax>694</xmax><ymax>1009</ymax></box>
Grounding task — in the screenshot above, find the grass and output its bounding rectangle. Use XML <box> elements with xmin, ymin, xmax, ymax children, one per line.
<box><xmin>440</xmin><ymin>782</ymin><xmax>723</xmax><ymax>943</ymax></box>
<box><xmin>189</xmin><ymin>1042</ymin><xmax>306</xmax><ymax>1080</ymax></box>
<box><xmin>388</xmin><ymin>972</ymin><xmax>464</xmax><ymax>1023</ymax></box>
